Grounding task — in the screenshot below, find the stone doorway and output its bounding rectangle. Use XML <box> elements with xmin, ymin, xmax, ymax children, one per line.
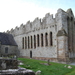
<box><xmin>30</xmin><ymin>51</ymin><xmax>32</xmax><ymax>58</ymax></box>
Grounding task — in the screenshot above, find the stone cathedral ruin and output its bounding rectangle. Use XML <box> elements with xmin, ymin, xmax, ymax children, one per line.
<box><xmin>4</xmin><ymin>8</ymin><xmax>75</xmax><ymax>64</ymax></box>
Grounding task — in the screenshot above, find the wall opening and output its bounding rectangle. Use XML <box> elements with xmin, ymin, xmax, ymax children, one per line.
<box><xmin>45</xmin><ymin>33</ymin><xmax>48</xmax><ymax>46</ymax></box>
<box><xmin>71</xmin><ymin>17</ymin><xmax>73</xmax><ymax>21</ymax></box>
<box><xmin>5</xmin><ymin>47</ymin><xmax>8</xmax><ymax>53</ymax></box>
<box><xmin>28</xmin><ymin>36</ymin><xmax>30</xmax><ymax>49</ymax></box>
<box><xmin>25</xmin><ymin>37</ymin><xmax>27</xmax><ymax>49</ymax></box>
<box><xmin>71</xmin><ymin>17</ymin><xmax>74</xmax><ymax>55</ymax></box>
<box><xmin>41</xmin><ymin>33</ymin><xmax>43</xmax><ymax>47</ymax></box>
<box><xmin>30</xmin><ymin>51</ymin><xmax>32</xmax><ymax>58</ymax></box>
<box><xmin>50</xmin><ymin>32</ymin><xmax>53</xmax><ymax>46</ymax></box>
<box><xmin>67</xmin><ymin>17</ymin><xmax>70</xmax><ymax>52</ymax></box>
<box><xmin>34</xmin><ymin>35</ymin><xmax>36</xmax><ymax>48</ymax></box>
<box><xmin>22</xmin><ymin>37</ymin><xmax>24</xmax><ymax>49</ymax></box>
<box><xmin>37</xmin><ymin>34</ymin><xmax>39</xmax><ymax>47</ymax></box>
<box><xmin>31</xmin><ymin>36</ymin><xmax>33</xmax><ymax>48</ymax></box>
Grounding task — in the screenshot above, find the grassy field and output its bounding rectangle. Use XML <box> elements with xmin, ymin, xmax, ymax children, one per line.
<box><xmin>18</xmin><ymin>58</ymin><xmax>75</xmax><ymax>75</ymax></box>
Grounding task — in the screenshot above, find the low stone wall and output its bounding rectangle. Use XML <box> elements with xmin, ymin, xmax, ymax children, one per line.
<box><xmin>69</xmin><ymin>58</ymin><xmax>75</xmax><ymax>63</ymax></box>
<box><xmin>21</xmin><ymin>56</ymin><xmax>58</xmax><ymax>62</ymax></box>
<box><xmin>33</xmin><ymin>57</ymin><xmax>58</xmax><ymax>62</ymax></box>
<box><xmin>21</xmin><ymin>56</ymin><xmax>71</xmax><ymax>64</ymax></box>
<box><xmin>0</xmin><ymin>58</ymin><xmax>18</xmax><ymax>70</ymax></box>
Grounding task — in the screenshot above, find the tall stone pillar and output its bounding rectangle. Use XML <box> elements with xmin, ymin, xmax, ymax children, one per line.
<box><xmin>57</xmin><ymin>28</ymin><xmax>70</xmax><ymax>63</ymax></box>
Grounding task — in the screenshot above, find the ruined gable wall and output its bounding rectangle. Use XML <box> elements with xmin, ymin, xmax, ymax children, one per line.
<box><xmin>9</xmin><ymin>13</ymin><xmax>57</xmax><ymax>60</ymax></box>
<box><xmin>55</xmin><ymin>9</ymin><xmax>68</xmax><ymax>33</ymax></box>
<box><xmin>6</xmin><ymin>8</ymin><xmax>75</xmax><ymax>63</ymax></box>
<box><xmin>6</xmin><ymin>13</ymin><xmax>56</xmax><ymax>36</ymax></box>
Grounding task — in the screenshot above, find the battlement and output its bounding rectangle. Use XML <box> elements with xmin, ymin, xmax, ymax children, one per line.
<box><xmin>6</xmin><ymin>8</ymin><xmax>75</xmax><ymax>36</ymax></box>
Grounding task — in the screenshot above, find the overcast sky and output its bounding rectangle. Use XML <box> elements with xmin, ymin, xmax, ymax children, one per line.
<box><xmin>0</xmin><ymin>0</ymin><xmax>75</xmax><ymax>32</ymax></box>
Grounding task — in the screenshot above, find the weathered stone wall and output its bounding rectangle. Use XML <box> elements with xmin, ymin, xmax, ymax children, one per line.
<box><xmin>55</xmin><ymin>9</ymin><xmax>68</xmax><ymax>33</ymax></box>
<box><xmin>66</xmin><ymin>9</ymin><xmax>75</xmax><ymax>59</ymax></box>
<box><xmin>8</xmin><ymin>12</ymin><xmax>57</xmax><ymax>59</ymax></box>
<box><xmin>14</xmin><ymin>25</ymin><xmax>57</xmax><ymax>58</ymax></box>
<box><xmin>0</xmin><ymin>58</ymin><xmax>18</xmax><ymax>70</ymax></box>
<box><xmin>57</xmin><ymin>36</ymin><xmax>69</xmax><ymax>62</ymax></box>
<box><xmin>6</xmin><ymin>8</ymin><xmax>75</xmax><ymax>63</ymax></box>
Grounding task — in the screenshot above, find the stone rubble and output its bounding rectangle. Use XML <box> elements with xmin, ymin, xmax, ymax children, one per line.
<box><xmin>68</xmin><ymin>66</ymin><xmax>72</xmax><ymax>69</ymax></box>
<box><xmin>0</xmin><ymin>67</ymin><xmax>35</xmax><ymax>75</ymax></box>
<box><xmin>35</xmin><ymin>70</ymin><xmax>41</xmax><ymax>75</ymax></box>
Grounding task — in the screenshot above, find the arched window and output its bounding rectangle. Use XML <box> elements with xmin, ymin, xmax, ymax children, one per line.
<box><xmin>67</xmin><ymin>17</ymin><xmax>71</xmax><ymax>51</ymax></box>
<box><xmin>71</xmin><ymin>17</ymin><xmax>73</xmax><ymax>21</ymax></box>
<box><xmin>37</xmin><ymin>34</ymin><xmax>39</xmax><ymax>47</ymax></box>
<box><xmin>22</xmin><ymin>37</ymin><xmax>24</xmax><ymax>49</ymax></box>
<box><xmin>31</xmin><ymin>36</ymin><xmax>33</xmax><ymax>48</ymax></box>
<box><xmin>25</xmin><ymin>37</ymin><xmax>27</xmax><ymax>49</ymax></box>
<box><xmin>5</xmin><ymin>47</ymin><xmax>8</xmax><ymax>53</ymax></box>
<box><xmin>28</xmin><ymin>36</ymin><xmax>30</xmax><ymax>49</ymax></box>
<box><xmin>41</xmin><ymin>33</ymin><xmax>43</xmax><ymax>47</ymax></box>
<box><xmin>71</xmin><ymin>17</ymin><xmax>73</xmax><ymax>52</ymax></box>
<box><xmin>45</xmin><ymin>33</ymin><xmax>48</xmax><ymax>46</ymax></box>
<box><xmin>50</xmin><ymin>32</ymin><xmax>53</xmax><ymax>46</ymax></box>
<box><xmin>34</xmin><ymin>35</ymin><xmax>36</xmax><ymax>48</ymax></box>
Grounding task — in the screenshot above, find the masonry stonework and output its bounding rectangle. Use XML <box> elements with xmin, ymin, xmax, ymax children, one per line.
<box><xmin>6</xmin><ymin>8</ymin><xmax>75</xmax><ymax>63</ymax></box>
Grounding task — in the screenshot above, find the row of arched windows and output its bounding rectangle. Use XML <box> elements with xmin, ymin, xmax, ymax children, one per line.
<box><xmin>22</xmin><ymin>32</ymin><xmax>53</xmax><ymax>49</ymax></box>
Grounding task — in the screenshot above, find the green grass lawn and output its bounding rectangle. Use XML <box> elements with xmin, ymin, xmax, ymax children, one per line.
<box><xmin>18</xmin><ymin>58</ymin><xmax>75</xmax><ymax>75</ymax></box>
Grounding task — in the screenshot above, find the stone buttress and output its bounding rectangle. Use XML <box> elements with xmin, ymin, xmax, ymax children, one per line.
<box><xmin>57</xmin><ymin>28</ymin><xmax>70</xmax><ymax>63</ymax></box>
